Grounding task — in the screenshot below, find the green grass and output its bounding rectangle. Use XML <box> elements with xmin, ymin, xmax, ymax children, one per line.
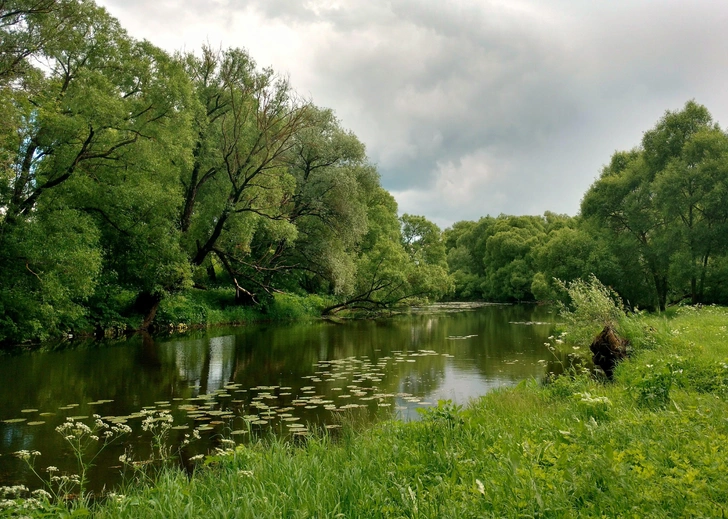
<box><xmin>155</xmin><ymin>290</ymin><xmax>330</xmax><ymax>329</ymax></box>
<box><xmin>6</xmin><ymin>306</ymin><xmax>728</xmax><ymax>518</ymax></box>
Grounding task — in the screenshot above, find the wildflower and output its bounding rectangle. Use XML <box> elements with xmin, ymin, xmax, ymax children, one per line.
<box><xmin>189</xmin><ymin>454</ymin><xmax>205</xmax><ymax>462</ymax></box>
<box><xmin>45</xmin><ymin>466</ymin><xmax>59</xmax><ymax>473</ymax></box>
<box><xmin>31</xmin><ymin>489</ymin><xmax>52</xmax><ymax>500</ymax></box>
<box><xmin>107</xmin><ymin>492</ymin><xmax>126</xmax><ymax>503</ymax></box>
<box><xmin>0</xmin><ymin>485</ymin><xmax>28</xmax><ymax>497</ymax></box>
<box><xmin>475</xmin><ymin>479</ymin><xmax>485</xmax><ymax>495</ymax></box>
<box><xmin>13</xmin><ymin>450</ymin><xmax>34</xmax><ymax>461</ymax></box>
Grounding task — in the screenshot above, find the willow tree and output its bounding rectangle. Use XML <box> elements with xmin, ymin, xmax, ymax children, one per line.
<box><xmin>178</xmin><ymin>47</ymin><xmax>313</xmax><ymax>304</ymax></box>
<box><xmin>581</xmin><ymin>101</ymin><xmax>728</xmax><ymax>309</ymax></box>
<box><xmin>322</xmin><ymin>193</ymin><xmax>453</xmax><ymax>315</ymax></box>
<box><xmin>0</xmin><ymin>0</ymin><xmax>193</xmax><ymax>339</ymax></box>
<box><xmin>249</xmin><ymin>107</ymin><xmax>378</xmax><ymax>296</ymax></box>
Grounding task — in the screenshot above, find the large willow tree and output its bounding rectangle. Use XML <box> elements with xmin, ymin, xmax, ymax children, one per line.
<box><xmin>0</xmin><ymin>0</ymin><xmax>192</xmax><ymax>340</ymax></box>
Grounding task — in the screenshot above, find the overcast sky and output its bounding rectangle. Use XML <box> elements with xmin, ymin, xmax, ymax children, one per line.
<box><xmin>97</xmin><ymin>0</ymin><xmax>728</xmax><ymax>229</ymax></box>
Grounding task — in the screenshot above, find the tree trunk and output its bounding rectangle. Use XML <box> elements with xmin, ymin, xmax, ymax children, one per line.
<box><xmin>590</xmin><ymin>325</ymin><xmax>629</xmax><ymax>379</ymax></box>
<box><xmin>136</xmin><ymin>292</ymin><xmax>162</xmax><ymax>332</ymax></box>
<box><xmin>206</xmin><ymin>263</ymin><xmax>217</xmax><ymax>283</ymax></box>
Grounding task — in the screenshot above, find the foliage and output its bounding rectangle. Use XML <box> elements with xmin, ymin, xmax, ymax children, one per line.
<box><xmin>581</xmin><ymin>101</ymin><xmax>728</xmax><ymax>310</ymax></box>
<box><xmin>443</xmin><ymin>102</ymin><xmax>728</xmax><ymax>311</ymax></box>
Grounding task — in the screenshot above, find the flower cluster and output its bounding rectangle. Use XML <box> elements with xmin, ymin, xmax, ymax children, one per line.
<box><xmin>141</xmin><ymin>409</ymin><xmax>174</xmax><ymax>433</ymax></box>
<box><xmin>577</xmin><ymin>392</ymin><xmax>611</xmax><ymax>406</ymax></box>
<box><xmin>182</xmin><ymin>428</ymin><xmax>201</xmax><ymax>446</ymax></box>
<box><xmin>12</xmin><ymin>450</ymin><xmax>40</xmax><ymax>461</ymax></box>
<box><xmin>49</xmin><ymin>474</ymin><xmax>80</xmax><ymax>486</ymax></box>
<box><xmin>0</xmin><ymin>485</ymin><xmax>29</xmax><ymax>498</ymax></box>
<box><xmin>55</xmin><ymin>418</ymin><xmax>93</xmax><ymax>441</ymax></box>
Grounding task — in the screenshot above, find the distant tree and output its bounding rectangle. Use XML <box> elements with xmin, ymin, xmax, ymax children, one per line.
<box><xmin>480</xmin><ymin>215</ymin><xmax>546</xmax><ymax>301</ymax></box>
<box><xmin>322</xmin><ymin>193</ymin><xmax>453</xmax><ymax>315</ymax></box>
<box><xmin>401</xmin><ymin>214</ymin><xmax>448</xmax><ymax>267</ymax></box>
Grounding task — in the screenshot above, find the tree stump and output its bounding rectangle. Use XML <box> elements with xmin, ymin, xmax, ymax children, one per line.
<box><xmin>590</xmin><ymin>325</ymin><xmax>629</xmax><ymax>379</ymax></box>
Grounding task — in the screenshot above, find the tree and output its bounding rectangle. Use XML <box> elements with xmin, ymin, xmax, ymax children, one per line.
<box><xmin>322</xmin><ymin>192</ymin><xmax>453</xmax><ymax>315</ymax></box>
<box><xmin>0</xmin><ymin>0</ymin><xmax>195</xmax><ymax>338</ymax></box>
<box><xmin>481</xmin><ymin>215</ymin><xmax>545</xmax><ymax>301</ymax></box>
<box><xmin>531</xmin><ymin>223</ymin><xmax>623</xmax><ymax>303</ymax></box>
<box><xmin>401</xmin><ymin>213</ymin><xmax>448</xmax><ymax>268</ymax></box>
<box><xmin>443</xmin><ymin>218</ymin><xmax>494</xmax><ymax>300</ymax></box>
<box><xmin>179</xmin><ymin>46</ymin><xmax>312</xmax><ymax>304</ymax></box>
<box><xmin>653</xmin><ymin>127</ymin><xmax>728</xmax><ymax>303</ymax></box>
<box><xmin>240</xmin><ymin>107</ymin><xmax>376</xmax><ymax>297</ymax></box>
<box><xmin>581</xmin><ymin>101</ymin><xmax>727</xmax><ymax>309</ymax></box>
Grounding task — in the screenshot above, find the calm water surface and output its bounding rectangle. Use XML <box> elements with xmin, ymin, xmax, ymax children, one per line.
<box><xmin>0</xmin><ymin>304</ymin><xmax>558</xmax><ymax>492</ymax></box>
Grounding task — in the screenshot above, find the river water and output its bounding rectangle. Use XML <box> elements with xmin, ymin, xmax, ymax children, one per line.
<box><xmin>0</xmin><ymin>303</ymin><xmax>558</xmax><ymax>493</ymax></box>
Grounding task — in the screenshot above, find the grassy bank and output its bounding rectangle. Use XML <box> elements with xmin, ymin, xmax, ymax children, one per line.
<box><xmin>4</xmin><ymin>306</ymin><xmax>728</xmax><ymax>517</ymax></box>
<box><xmin>154</xmin><ymin>290</ymin><xmax>331</xmax><ymax>330</ymax></box>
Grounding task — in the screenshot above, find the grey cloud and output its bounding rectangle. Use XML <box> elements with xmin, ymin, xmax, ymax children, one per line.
<box><xmin>98</xmin><ymin>0</ymin><xmax>728</xmax><ymax>226</ymax></box>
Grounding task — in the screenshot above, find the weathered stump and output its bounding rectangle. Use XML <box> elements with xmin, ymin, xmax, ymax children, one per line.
<box><xmin>590</xmin><ymin>325</ymin><xmax>629</xmax><ymax>379</ymax></box>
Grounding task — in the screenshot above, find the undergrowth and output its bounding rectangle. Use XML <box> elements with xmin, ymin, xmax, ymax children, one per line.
<box><xmin>155</xmin><ymin>290</ymin><xmax>330</xmax><ymax>329</ymax></box>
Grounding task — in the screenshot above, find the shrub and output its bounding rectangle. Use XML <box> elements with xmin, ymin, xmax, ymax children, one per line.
<box><xmin>264</xmin><ymin>293</ymin><xmax>330</xmax><ymax>320</ymax></box>
<box><xmin>556</xmin><ymin>274</ymin><xmax>626</xmax><ymax>346</ymax></box>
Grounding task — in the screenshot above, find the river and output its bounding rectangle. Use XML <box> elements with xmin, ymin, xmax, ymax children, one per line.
<box><xmin>0</xmin><ymin>303</ymin><xmax>559</xmax><ymax>493</ymax></box>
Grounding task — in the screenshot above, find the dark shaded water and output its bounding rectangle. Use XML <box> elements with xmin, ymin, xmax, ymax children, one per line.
<box><xmin>0</xmin><ymin>304</ymin><xmax>558</xmax><ymax>493</ymax></box>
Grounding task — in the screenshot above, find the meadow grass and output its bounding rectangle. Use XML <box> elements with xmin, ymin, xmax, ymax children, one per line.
<box><xmin>6</xmin><ymin>305</ymin><xmax>728</xmax><ymax>518</ymax></box>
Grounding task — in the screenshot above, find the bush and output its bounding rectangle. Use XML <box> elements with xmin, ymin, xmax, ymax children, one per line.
<box><xmin>556</xmin><ymin>274</ymin><xmax>626</xmax><ymax>346</ymax></box>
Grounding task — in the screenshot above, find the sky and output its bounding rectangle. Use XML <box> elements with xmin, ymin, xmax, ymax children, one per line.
<box><xmin>96</xmin><ymin>0</ymin><xmax>728</xmax><ymax>229</ymax></box>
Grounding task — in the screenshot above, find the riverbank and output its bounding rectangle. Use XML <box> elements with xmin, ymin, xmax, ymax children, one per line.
<box><xmin>1</xmin><ymin>290</ymin><xmax>332</xmax><ymax>352</ymax></box>
<box><xmin>4</xmin><ymin>305</ymin><xmax>728</xmax><ymax>517</ymax></box>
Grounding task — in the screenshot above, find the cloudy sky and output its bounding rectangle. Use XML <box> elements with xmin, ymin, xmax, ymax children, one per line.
<box><xmin>97</xmin><ymin>0</ymin><xmax>728</xmax><ymax>229</ymax></box>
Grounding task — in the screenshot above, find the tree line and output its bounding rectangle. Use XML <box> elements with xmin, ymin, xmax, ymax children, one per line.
<box><xmin>0</xmin><ymin>0</ymin><xmax>452</xmax><ymax>344</ymax></box>
<box><xmin>445</xmin><ymin>101</ymin><xmax>728</xmax><ymax>311</ymax></box>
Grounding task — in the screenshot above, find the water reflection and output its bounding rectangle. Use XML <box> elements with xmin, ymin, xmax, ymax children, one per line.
<box><xmin>0</xmin><ymin>304</ymin><xmax>557</xmax><ymax>492</ymax></box>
